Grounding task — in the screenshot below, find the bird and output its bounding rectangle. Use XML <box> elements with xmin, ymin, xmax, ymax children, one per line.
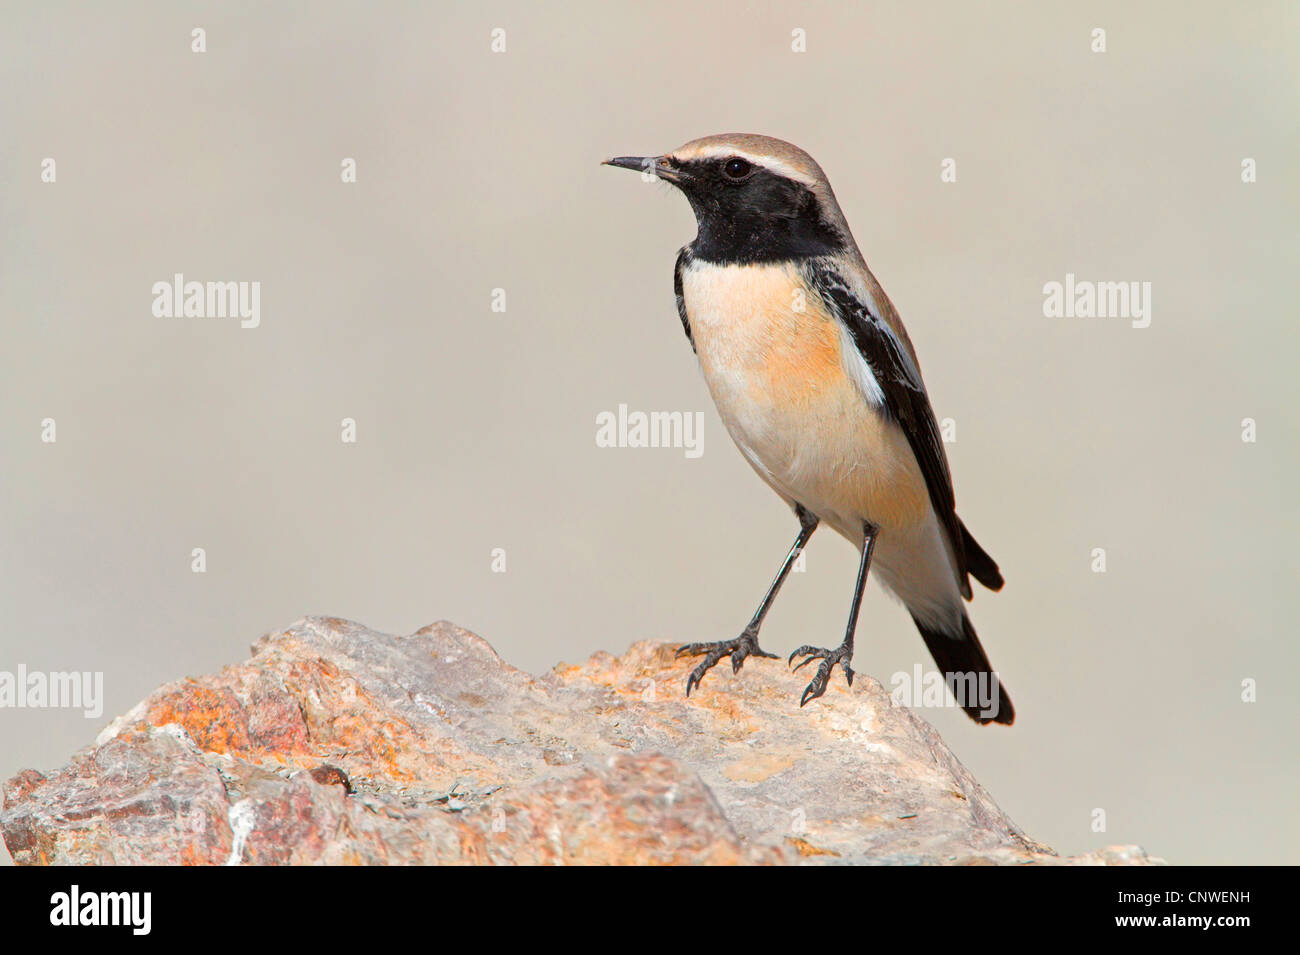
<box><xmin>604</xmin><ymin>134</ymin><xmax>1014</xmax><ymax>725</ymax></box>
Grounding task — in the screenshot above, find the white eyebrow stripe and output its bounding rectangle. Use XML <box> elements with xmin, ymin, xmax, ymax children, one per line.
<box><xmin>670</xmin><ymin>145</ymin><xmax>819</xmax><ymax>188</ymax></box>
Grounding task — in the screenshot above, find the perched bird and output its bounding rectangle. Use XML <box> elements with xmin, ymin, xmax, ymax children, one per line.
<box><xmin>605</xmin><ymin>134</ymin><xmax>1013</xmax><ymax>725</ymax></box>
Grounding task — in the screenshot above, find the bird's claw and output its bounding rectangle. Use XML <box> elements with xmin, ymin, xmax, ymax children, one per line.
<box><xmin>676</xmin><ymin>630</ymin><xmax>775</xmax><ymax>696</ymax></box>
<box><xmin>788</xmin><ymin>644</ymin><xmax>854</xmax><ymax>706</ymax></box>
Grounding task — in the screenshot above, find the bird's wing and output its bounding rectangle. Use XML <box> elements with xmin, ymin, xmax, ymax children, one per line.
<box><xmin>806</xmin><ymin>260</ymin><xmax>972</xmax><ymax>597</ymax></box>
<box><xmin>674</xmin><ymin>246</ymin><xmax>696</xmax><ymax>351</ymax></box>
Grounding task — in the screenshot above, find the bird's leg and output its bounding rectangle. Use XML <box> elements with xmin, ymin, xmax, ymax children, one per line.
<box><xmin>790</xmin><ymin>520</ymin><xmax>879</xmax><ymax>707</ymax></box>
<box><xmin>678</xmin><ymin>506</ymin><xmax>819</xmax><ymax>696</ymax></box>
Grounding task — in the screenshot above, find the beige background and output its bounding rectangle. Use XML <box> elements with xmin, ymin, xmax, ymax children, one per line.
<box><xmin>2</xmin><ymin>1</ymin><xmax>1296</xmax><ymax>865</ymax></box>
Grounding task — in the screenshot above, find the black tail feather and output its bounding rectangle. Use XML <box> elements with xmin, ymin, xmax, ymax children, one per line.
<box><xmin>960</xmin><ymin>518</ymin><xmax>1004</xmax><ymax>592</ymax></box>
<box><xmin>911</xmin><ymin>611</ymin><xmax>1014</xmax><ymax>725</ymax></box>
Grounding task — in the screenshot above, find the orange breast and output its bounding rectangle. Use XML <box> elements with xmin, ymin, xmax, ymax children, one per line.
<box><xmin>681</xmin><ymin>259</ymin><xmax>931</xmax><ymax>531</ymax></box>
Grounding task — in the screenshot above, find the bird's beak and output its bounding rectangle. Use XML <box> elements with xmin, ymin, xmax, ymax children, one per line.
<box><xmin>603</xmin><ymin>155</ymin><xmax>682</xmax><ymax>184</ymax></box>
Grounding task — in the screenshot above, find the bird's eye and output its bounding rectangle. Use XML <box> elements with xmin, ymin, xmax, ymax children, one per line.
<box><xmin>722</xmin><ymin>157</ymin><xmax>753</xmax><ymax>180</ymax></box>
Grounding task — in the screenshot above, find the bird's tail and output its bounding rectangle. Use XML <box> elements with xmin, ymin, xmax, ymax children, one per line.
<box><xmin>910</xmin><ymin>610</ymin><xmax>1014</xmax><ymax>725</ymax></box>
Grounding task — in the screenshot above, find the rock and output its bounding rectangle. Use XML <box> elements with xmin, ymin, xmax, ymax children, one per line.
<box><xmin>1</xmin><ymin>617</ymin><xmax>1161</xmax><ymax>865</ymax></box>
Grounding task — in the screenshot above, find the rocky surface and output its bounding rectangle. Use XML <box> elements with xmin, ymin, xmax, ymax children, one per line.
<box><xmin>1</xmin><ymin>617</ymin><xmax>1159</xmax><ymax>865</ymax></box>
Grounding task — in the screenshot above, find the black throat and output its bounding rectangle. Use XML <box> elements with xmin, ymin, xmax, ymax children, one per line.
<box><xmin>676</xmin><ymin>163</ymin><xmax>847</xmax><ymax>266</ymax></box>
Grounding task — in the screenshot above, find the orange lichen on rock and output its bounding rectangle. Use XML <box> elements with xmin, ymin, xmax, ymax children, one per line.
<box><xmin>1</xmin><ymin>616</ymin><xmax>1163</xmax><ymax>866</ymax></box>
<box><xmin>145</xmin><ymin>681</ymin><xmax>252</xmax><ymax>755</ymax></box>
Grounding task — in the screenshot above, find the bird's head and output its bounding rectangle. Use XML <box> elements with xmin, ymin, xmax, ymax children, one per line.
<box><xmin>604</xmin><ymin>133</ymin><xmax>852</xmax><ymax>264</ymax></box>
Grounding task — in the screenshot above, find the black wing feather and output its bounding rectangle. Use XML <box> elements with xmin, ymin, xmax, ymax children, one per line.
<box><xmin>674</xmin><ymin>246</ymin><xmax>696</xmax><ymax>351</ymax></box>
<box><xmin>807</xmin><ymin>262</ymin><xmax>983</xmax><ymax>596</ymax></box>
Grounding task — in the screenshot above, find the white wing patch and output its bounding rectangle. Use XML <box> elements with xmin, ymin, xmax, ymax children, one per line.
<box><xmin>830</xmin><ymin>267</ymin><xmax>925</xmax><ymax>394</ymax></box>
<box><xmin>838</xmin><ymin>323</ymin><xmax>886</xmax><ymax>408</ymax></box>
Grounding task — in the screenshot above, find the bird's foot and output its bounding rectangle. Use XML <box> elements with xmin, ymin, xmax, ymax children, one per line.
<box><xmin>676</xmin><ymin>628</ymin><xmax>776</xmax><ymax>696</ymax></box>
<box><xmin>788</xmin><ymin>642</ymin><xmax>854</xmax><ymax>707</ymax></box>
